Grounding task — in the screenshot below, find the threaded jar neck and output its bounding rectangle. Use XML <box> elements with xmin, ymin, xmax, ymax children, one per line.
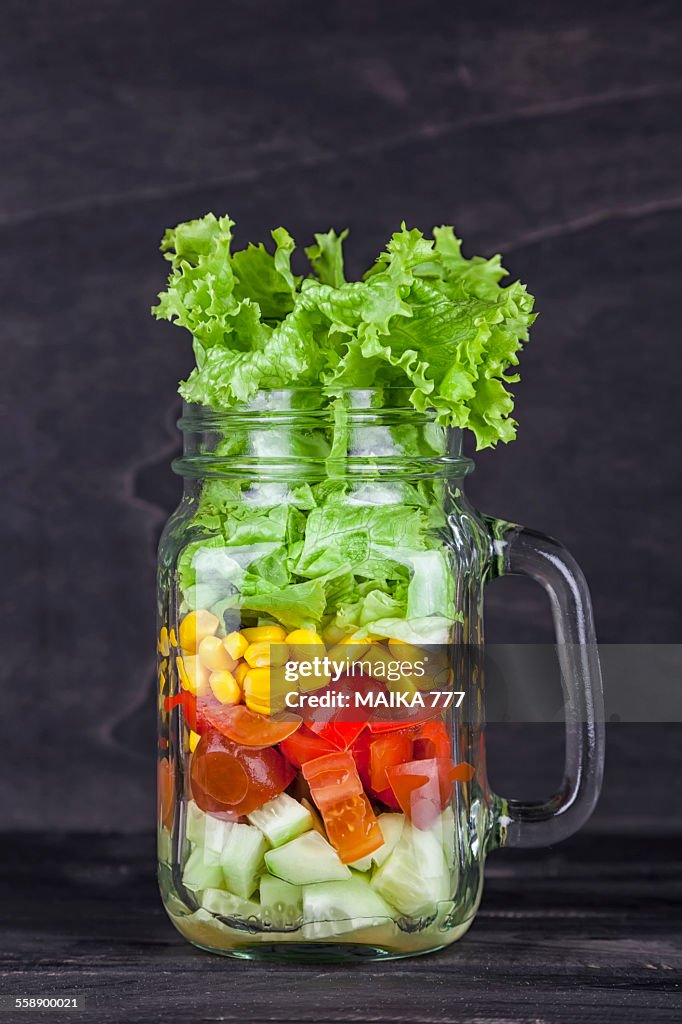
<box><xmin>173</xmin><ymin>389</ymin><xmax>474</xmax><ymax>483</ymax></box>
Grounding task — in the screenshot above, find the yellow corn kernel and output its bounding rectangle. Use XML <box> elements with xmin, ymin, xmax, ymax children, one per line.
<box><xmin>244</xmin><ymin>640</ymin><xmax>289</xmax><ymax>669</ymax></box>
<box><xmin>243</xmin><ymin>667</ymin><xmax>271</xmax><ymax>715</ymax></box>
<box><xmin>285</xmin><ymin>628</ymin><xmax>325</xmax><ymax>660</ymax></box>
<box><xmin>327</xmin><ymin>633</ymin><xmax>372</xmax><ymax>663</ymax></box>
<box><xmin>169</xmin><ymin>628</ymin><xmax>178</xmax><ymax>648</ymax></box>
<box><xmin>177</xmin><ymin>655</ymin><xmax>210</xmax><ymax>697</ymax></box>
<box><xmin>209</xmin><ymin>670</ymin><xmax>242</xmax><ymax>706</ymax></box>
<box><xmin>387</xmin><ymin>637</ymin><xmax>424</xmax><ymax>662</ymax></box>
<box><xmin>241</xmin><ymin>625</ymin><xmax>287</xmax><ymax>644</ymax></box>
<box><xmin>158</xmin><ymin>666</ymin><xmax>167</xmax><ymax>694</ymax></box>
<box><xmin>198</xmin><ymin>634</ymin><xmax>236</xmax><ymax>673</ymax></box>
<box><xmin>188</xmin><ymin>730</ymin><xmax>201</xmax><ymax>753</ymax></box>
<box><xmin>178</xmin><ymin>610</ymin><xmax>220</xmax><ymax>653</ymax></box>
<box><xmin>234</xmin><ymin>660</ymin><xmax>250</xmax><ymax>686</ymax></box>
<box><xmin>158</xmin><ymin>626</ymin><xmax>170</xmax><ymax>658</ymax></box>
<box><xmin>223</xmin><ymin>631</ymin><xmax>249</xmax><ymax>660</ymax></box>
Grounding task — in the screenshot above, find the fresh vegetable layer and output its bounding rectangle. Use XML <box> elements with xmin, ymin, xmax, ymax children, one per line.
<box><xmin>160</xmin><ymin>612</ymin><xmax>475</xmax><ymax>933</ymax></box>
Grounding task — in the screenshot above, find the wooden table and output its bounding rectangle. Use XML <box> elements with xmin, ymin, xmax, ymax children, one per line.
<box><xmin>2</xmin><ymin>832</ymin><xmax>680</xmax><ymax>1023</ymax></box>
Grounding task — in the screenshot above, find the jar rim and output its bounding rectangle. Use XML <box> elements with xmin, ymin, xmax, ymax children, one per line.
<box><xmin>179</xmin><ymin>388</ymin><xmax>447</xmax><ymax>426</ymax></box>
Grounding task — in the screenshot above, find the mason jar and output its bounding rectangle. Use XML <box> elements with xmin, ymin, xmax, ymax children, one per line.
<box><xmin>156</xmin><ymin>389</ymin><xmax>604</xmax><ymax>961</ymax></box>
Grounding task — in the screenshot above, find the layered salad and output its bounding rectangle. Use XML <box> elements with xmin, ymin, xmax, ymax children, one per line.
<box><xmin>153</xmin><ymin>215</ymin><xmax>535</xmax><ymax>952</ymax></box>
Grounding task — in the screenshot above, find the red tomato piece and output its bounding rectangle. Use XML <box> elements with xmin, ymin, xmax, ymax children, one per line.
<box><xmin>369</xmin><ymin>731</ymin><xmax>414</xmax><ymax>792</ymax></box>
<box><xmin>386</xmin><ymin>757</ymin><xmax>475</xmax><ymax>830</ymax></box>
<box><xmin>413</xmin><ymin>720</ymin><xmax>451</xmax><ymax>760</ymax></box>
<box><xmin>307</xmin><ymin>719</ymin><xmax>366</xmax><ymax>750</ymax></box>
<box><xmin>157</xmin><ymin>756</ymin><xmax>175</xmax><ymax>832</ymax></box>
<box><xmin>205</xmin><ymin>703</ymin><xmax>301</xmax><ymax>748</ymax></box>
<box><xmin>350</xmin><ymin>732</ymin><xmax>402</xmax><ymax>811</ymax></box>
<box><xmin>190</xmin><ymin>728</ymin><xmax>295</xmax><ymax>815</ymax></box>
<box><xmin>303</xmin><ymin>751</ymin><xmax>383</xmax><ymax>863</ymax></box>
<box><xmin>279</xmin><ymin>725</ymin><xmax>340</xmax><ymax>769</ymax></box>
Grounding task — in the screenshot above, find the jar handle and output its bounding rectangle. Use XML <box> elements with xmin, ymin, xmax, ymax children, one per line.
<box><xmin>483</xmin><ymin>517</ymin><xmax>605</xmax><ymax>848</ymax></box>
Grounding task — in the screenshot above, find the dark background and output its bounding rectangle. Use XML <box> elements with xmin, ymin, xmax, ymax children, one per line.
<box><xmin>3</xmin><ymin>0</ymin><xmax>681</xmax><ymax>840</ymax></box>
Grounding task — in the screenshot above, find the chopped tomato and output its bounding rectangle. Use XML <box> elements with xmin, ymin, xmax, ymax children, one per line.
<box><xmin>190</xmin><ymin>728</ymin><xmax>295</xmax><ymax>815</ymax></box>
<box><xmin>350</xmin><ymin>731</ymin><xmax>401</xmax><ymax>811</ymax></box>
<box><xmin>162</xmin><ymin>691</ymin><xmax>211</xmax><ymax>734</ymax></box>
<box><xmin>279</xmin><ymin>725</ymin><xmax>340</xmax><ymax>768</ymax></box>
<box><xmin>413</xmin><ymin>720</ymin><xmax>451</xmax><ymax>760</ymax></box>
<box><xmin>157</xmin><ymin>756</ymin><xmax>175</xmax><ymax>832</ymax></box>
<box><xmin>303</xmin><ymin>752</ymin><xmax>383</xmax><ymax>863</ymax></box>
<box><xmin>204</xmin><ymin>703</ymin><xmax>301</xmax><ymax>748</ymax></box>
<box><xmin>307</xmin><ymin>719</ymin><xmax>366</xmax><ymax>750</ymax></box>
<box><xmin>387</xmin><ymin>757</ymin><xmax>475</xmax><ymax>830</ymax></box>
<box><xmin>369</xmin><ymin>731</ymin><xmax>413</xmax><ymax>791</ymax></box>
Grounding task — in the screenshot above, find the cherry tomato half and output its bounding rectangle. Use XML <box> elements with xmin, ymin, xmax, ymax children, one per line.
<box><xmin>190</xmin><ymin>728</ymin><xmax>295</xmax><ymax>815</ymax></box>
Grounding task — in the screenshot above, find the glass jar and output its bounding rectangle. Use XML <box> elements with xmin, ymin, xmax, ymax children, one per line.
<box><xmin>156</xmin><ymin>389</ymin><xmax>604</xmax><ymax>961</ymax></box>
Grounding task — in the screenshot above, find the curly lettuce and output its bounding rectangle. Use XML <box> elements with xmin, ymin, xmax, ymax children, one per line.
<box><xmin>152</xmin><ymin>214</ymin><xmax>536</xmax><ymax>449</ymax></box>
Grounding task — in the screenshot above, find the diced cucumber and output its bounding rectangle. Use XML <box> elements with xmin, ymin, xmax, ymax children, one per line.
<box><xmin>302</xmin><ymin>873</ymin><xmax>395</xmax><ymax>939</ymax></box>
<box><xmin>265</xmin><ymin>831</ymin><xmax>351</xmax><ymax>885</ymax></box>
<box><xmin>182</xmin><ymin>846</ymin><xmax>225</xmax><ymax>893</ymax></box>
<box><xmin>259</xmin><ymin>874</ymin><xmax>303</xmax><ymax>928</ymax></box>
<box><xmin>247</xmin><ymin>793</ymin><xmax>313</xmax><ymax>847</ymax></box>
<box><xmin>201</xmin><ymin>887</ymin><xmax>260</xmax><ymax>920</ymax></box>
<box><xmin>348</xmin><ymin>851</ymin><xmax>373</xmax><ymax>872</ymax></box>
<box><xmin>349</xmin><ymin>812</ymin><xmax>405</xmax><ymax>870</ymax></box>
<box><xmin>184</xmin><ymin>800</ymin><xmax>234</xmax><ymax>854</ymax></box>
<box><xmin>373</xmin><ymin>813</ymin><xmax>405</xmax><ymax>866</ymax></box>
<box><xmin>437</xmin><ymin>806</ymin><xmax>456</xmax><ymax>871</ymax></box>
<box><xmin>219</xmin><ymin>822</ymin><xmax>268</xmax><ymax>899</ymax></box>
<box><xmin>185</xmin><ymin>801</ymin><xmax>206</xmax><ymax>846</ymax></box>
<box><xmin>371</xmin><ymin>822</ymin><xmax>450</xmax><ymax>917</ymax></box>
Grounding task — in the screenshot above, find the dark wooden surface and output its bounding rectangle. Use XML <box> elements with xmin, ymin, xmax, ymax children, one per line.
<box><xmin>1</xmin><ymin>832</ymin><xmax>680</xmax><ymax>1023</ymax></box>
<box><xmin>2</xmin><ymin>0</ymin><xmax>682</xmax><ymax>823</ymax></box>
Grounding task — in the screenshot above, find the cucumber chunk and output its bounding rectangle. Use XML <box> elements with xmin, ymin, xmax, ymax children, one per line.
<box><xmin>219</xmin><ymin>822</ymin><xmax>268</xmax><ymax>899</ymax></box>
<box><xmin>349</xmin><ymin>812</ymin><xmax>405</xmax><ymax>871</ymax></box>
<box><xmin>371</xmin><ymin>822</ymin><xmax>450</xmax><ymax>916</ymax></box>
<box><xmin>259</xmin><ymin>874</ymin><xmax>303</xmax><ymax>929</ymax></box>
<box><xmin>247</xmin><ymin>793</ymin><xmax>313</xmax><ymax>847</ymax></box>
<box><xmin>265</xmin><ymin>831</ymin><xmax>351</xmax><ymax>885</ymax></box>
<box><xmin>302</xmin><ymin>873</ymin><xmax>395</xmax><ymax>939</ymax></box>
<box><xmin>201</xmin><ymin>887</ymin><xmax>260</xmax><ymax>920</ymax></box>
<box><xmin>185</xmin><ymin>800</ymin><xmax>234</xmax><ymax>854</ymax></box>
<box><xmin>182</xmin><ymin>846</ymin><xmax>225</xmax><ymax>893</ymax></box>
